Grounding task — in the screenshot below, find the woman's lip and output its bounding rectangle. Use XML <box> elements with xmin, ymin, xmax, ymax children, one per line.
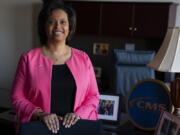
<box><xmin>53</xmin><ymin>31</ymin><xmax>63</xmax><ymax>36</ymax></box>
<box><xmin>54</xmin><ymin>29</ymin><xmax>63</xmax><ymax>32</ymax></box>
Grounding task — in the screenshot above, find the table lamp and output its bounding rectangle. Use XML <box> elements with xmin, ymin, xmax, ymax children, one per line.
<box><xmin>147</xmin><ymin>27</ymin><xmax>180</xmax><ymax>117</ymax></box>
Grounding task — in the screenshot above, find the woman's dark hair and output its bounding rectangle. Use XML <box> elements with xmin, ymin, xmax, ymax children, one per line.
<box><xmin>38</xmin><ymin>0</ymin><xmax>76</xmax><ymax>45</ymax></box>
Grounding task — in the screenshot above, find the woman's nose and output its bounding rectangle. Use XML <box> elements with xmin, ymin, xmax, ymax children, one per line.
<box><xmin>54</xmin><ymin>21</ymin><xmax>62</xmax><ymax>28</ymax></box>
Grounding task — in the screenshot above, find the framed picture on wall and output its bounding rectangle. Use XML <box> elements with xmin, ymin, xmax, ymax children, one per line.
<box><xmin>94</xmin><ymin>67</ymin><xmax>102</xmax><ymax>78</ymax></box>
<box><xmin>93</xmin><ymin>43</ymin><xmax>109</xmax><ymax>55</ymax></box>
<box><xmin>155</xmin><ymin>111</ymin><xmax>180</xmax><ymax>135</ymax></box>
<box><xmin>98</xmin><ymin>94</ymin><xmax>120</xmax><ymax>124</ymax></box>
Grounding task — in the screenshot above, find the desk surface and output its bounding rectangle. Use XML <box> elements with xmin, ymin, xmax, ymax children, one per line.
<box><xmin>0</xmin><ymin>109</ymin><xmax>15</xmax><ymax>123</ymax></box>
<box><xmin>103</xmin><ymin>121</ymin><xmax>154</xmax><ymax>135</ymax></box>
<box><xmin>0</xmin><ymin>109</ymin><xmax>154</xmax><ymax>135</ymax></box>
<box><xmin>102</xmin><ymin>113</ymin><xmax>154</xmax><ymax>135</ymax></box>
<box><xmin>0</xmin><ymin>108</ymin><xmax>15</xmax><ymax>135</ymax></box>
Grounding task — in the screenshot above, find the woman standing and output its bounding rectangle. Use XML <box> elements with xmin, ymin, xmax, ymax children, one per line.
<box><xmin>11</xmin><ymin>0</ymin><xmax>99</xmax><ymax>134</ymax></box>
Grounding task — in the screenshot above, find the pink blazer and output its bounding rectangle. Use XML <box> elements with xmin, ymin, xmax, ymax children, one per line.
<box><xmin>11</xmin><ymin>48</ymin><xmax>99</xmax><ymax>123</ymax></box>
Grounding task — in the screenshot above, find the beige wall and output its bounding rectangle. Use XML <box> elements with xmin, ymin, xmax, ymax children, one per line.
<box><xmin>0</xmin><ymin>0</ymin><xmax>41</xmax><ymax>107</ymax></box>
<box><xmin>0</xmin><ymin>0</ymin><xmax>41</xmax><ymax>90</ymax></box>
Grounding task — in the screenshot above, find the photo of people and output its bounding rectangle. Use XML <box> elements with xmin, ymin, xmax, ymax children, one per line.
<box><xmin>98</xmin><ymin>94</ymin><xmax>120</xmax><ymax>121</ymax></box>
<box><xmin>155</xmin><ymin>111</ymin><xmax>180</xmax><ymax>135</ymax></box>
<box><xmin>160</xmin><ymin>118</ymin><xmax>177</xmax><ymax>135</ymax></box>
<box><xmin>98</xmin><ymin>99</ymin><xmax>114</xmax><ymax>116</ymax></box>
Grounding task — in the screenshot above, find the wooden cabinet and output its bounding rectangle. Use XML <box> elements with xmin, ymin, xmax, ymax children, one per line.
<box><xmin>65</xmin><ymin>1</ymin><xmax>177</xmax><ymax>38</ymax></box>
<box><xmin>101</xmin><ymin>3</ymin><xmax>176</xmax><ymax>38</ymax></box>
<box><xmin>67</xmin><ymin>2</ymin><xmax>101</xmax><ymax>35</ymax></box>
<box><xmin>101</xmin><ymin>3</ymin><xmax>133</xmax><ymax>36</ymax></box>
<box><xmin>133</xmin><ymin>3</ymin><xmax>171</xmax><ymax>38</ymax></box>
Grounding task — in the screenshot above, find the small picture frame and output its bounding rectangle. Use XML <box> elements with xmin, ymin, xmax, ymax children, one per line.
<box><xmin>98</xmin><ymin>94</ymin><xmax>120</xmax><ymax>123</ymax></box>
<box><xmin>155</xmin><ymin>111</ymin><xmax>180</xmax><ymax>135</ymax></box>
<box><xmin>94</xmin><ymin>67</ymin><xmax>102</xmax><ymax>78</ymax></box>
<box><xmin>93</xmin><ymin>43</ymin><xmax>109</xmax><ymax>55</ymax></box>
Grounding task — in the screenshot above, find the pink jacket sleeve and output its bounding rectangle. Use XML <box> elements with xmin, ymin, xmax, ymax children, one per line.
<box><xmin>11</xmin><ymin>54</ymin><xmax>40</xmax><ymax>123</ymax></box>
<box><xmin>75</xmin><ymin>54</ymin><xmax>100</xmax><ymax>120</ymax></box>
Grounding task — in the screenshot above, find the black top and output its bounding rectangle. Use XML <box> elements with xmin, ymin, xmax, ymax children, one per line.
<box><xmin>51</xmin><ymin>64</ymin><xmax>76</xmax><ymax>116</ymax></box>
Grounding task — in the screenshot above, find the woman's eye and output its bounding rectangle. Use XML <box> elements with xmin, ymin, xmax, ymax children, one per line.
<box><xmin>61</xmin><ymin>20</ymin><xmax>66</xmax><ymax>24</ymax></box>
<box><xmin>47</xmin><ymin>20</ymin><xmax>55</xmax><ymax>25</ymax></box>
<box><xmin>47</xmin><ymin>20</ymin><xmax>67</xmax><ymax>26</ymax></box>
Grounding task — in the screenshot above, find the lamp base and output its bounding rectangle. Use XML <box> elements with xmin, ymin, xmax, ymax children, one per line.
<box><xmin>173</xmin><ymin>108</ymin><xmax>180</xmax><ymax>117</ymax></box>
<box><xmin>171</xmin><ymin>78</ymin><xmax>180</xmax><ymax>117</ymax></box>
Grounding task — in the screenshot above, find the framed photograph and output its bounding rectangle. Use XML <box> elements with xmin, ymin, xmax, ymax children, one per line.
<box><xmin>94</xmin><ymin>67</ymin><xmax>102</xmax><ymax>78</ymax></box>
<box><xmin>93</xmin><ymin>43</ymin><xmax>109</xmax><ymax>55</ymax></box>
<box><xmin>155</xmin><ymin>111</ymin><xmax>180</xmax><ymax>135</ymax></box>
<box><xmin>98</xmin><ymin>94</ymin><xmax>120</xmax><ymax>123</ymax></box>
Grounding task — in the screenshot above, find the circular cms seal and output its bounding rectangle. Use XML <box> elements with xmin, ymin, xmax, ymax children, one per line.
<box><xmin>126</xmin><ymin>79</ymin><xmax>172</xmax><ymax>131</ymax></box>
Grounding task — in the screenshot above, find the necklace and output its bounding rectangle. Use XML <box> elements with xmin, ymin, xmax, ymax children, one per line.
<box><xmin>54</xmin><ymin>57</ymin><xmax>61</xmax><ymax>62</ymax></box>
<box><xmin>43</xmin><ymin>46</ymin><xmax>68</xmax><ymax>62</ymax></box>
<box><xmin>51</xmin><ymin>52</ymin><xmax>66</xmax><ymax>62</ymax></box>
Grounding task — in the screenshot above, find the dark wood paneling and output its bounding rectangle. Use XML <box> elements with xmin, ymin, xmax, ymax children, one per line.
<box><xmin>134</xmin><ymin>3</ymin><xmax>170</xmax><ymax>38</ymax></box>
<box><xmin>101</xmin><ymin>3</ymin><xmax>133</xmax><ymax>36</ymax></box>
<box><xmin>71</xmin><ymin>2</ymin><xmax>101</xmax><ymax>34</ymax></box>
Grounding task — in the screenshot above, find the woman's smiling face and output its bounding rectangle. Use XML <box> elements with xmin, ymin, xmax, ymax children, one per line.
<box><xmin>46</xmin><ymin>9</ymin><xmax>69</xmax><ymax>43</ymax></box>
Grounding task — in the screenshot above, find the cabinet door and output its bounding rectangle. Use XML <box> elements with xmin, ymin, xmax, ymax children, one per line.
<box><xmin>71</xmin><ymin>2</ymin><xmax>100</xmax><ymax>35</ymax></box>
<box><xmin>133</xmin><ymin>3</ymin><xmax>170</xmax><ymax>38</ymax></box>
<box><xmin>101</xmin><ymin>3</ymin><xmax>133</xmax><ymax>36</ymax></box>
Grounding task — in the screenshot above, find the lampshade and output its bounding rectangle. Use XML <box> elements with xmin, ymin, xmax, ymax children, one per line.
<box><xmin>147</xmin><ymin>27</ymin><xmax>180</xmax><ymax>73</ymax></box>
